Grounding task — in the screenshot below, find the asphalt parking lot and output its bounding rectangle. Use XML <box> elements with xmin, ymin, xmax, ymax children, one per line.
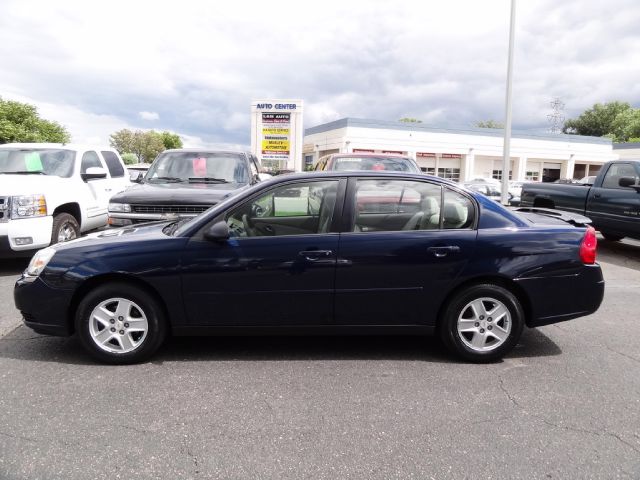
<box><xmin>1</xmin><ymin>238</ymin><xmax>639</xmax><ymax>479</ymax></box>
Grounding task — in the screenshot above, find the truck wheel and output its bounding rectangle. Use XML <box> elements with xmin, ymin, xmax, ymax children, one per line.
<box><xmin>51</xmin><ymin>213</ymin><xmax>80</xmax><ymax>244</ymax></box>
<box><xmin>601</xmin><ymin>232</ymin><xmax>624</xmax><ymax>242</ymax></box>
<box><xmin>439</xmin><ymin>284</ymin><xmax>524</xmax><ymax>363</ymax></box>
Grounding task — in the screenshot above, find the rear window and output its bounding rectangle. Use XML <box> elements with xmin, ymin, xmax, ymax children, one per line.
<box><xmin>101</xmin><ymin>151</ymin><xmax>125</xmax><ymax>177</ymax></box>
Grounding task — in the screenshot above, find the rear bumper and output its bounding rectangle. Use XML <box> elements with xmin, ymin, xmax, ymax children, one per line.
<box><xmin>14</xmin><ymin>276</ymin><xmax>74</xmax><ymax>336</ymax></box>
<box><xmin>517</xmin><ymin>264</ymin><xmax>604</xmax><ymax>327</ymax></box>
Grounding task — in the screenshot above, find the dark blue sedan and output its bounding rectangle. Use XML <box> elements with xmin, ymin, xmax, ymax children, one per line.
<box><xmin>14</xmin><ymin>172</ymin><xmax>604</xmax><ymax>364</ymax></box>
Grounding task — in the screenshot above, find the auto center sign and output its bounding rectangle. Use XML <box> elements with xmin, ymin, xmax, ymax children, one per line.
<box><xmin>251</xmin><ymin>100</ymin><xmax>303</xmax><ymax>172</ymax></box>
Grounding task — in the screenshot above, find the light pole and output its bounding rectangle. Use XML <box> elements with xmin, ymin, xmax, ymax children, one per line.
<box><xmin>501</xmin><ymin>0</ymin><xmax>516</xmax><ymax>205</ymax></box>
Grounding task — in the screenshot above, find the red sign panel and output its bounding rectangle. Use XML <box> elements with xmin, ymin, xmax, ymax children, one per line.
<box><xmin>441</xmin><ymin>153</ymin><xmax>462</xmax><ymax>159</ymax></box>
<box><xmin>382</xmin><ymin>150</ymin><xmax>403</xmax><ymax>154</ymax></box>
<box><xmin>352</xmin><ymin>149</ymin><xmax>375</xmax><ymax>153</ymax></box>
<box><xmin>417</xmin><ymin>152</ymin><xmax>436</xmax><ymax>158</ymax></box>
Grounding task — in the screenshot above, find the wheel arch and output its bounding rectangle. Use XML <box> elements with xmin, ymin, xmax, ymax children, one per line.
<box><xmin>436</xmin><ymin>275</ymin><xmax>532</xmax><ymax>328</ymax></box>
<box><xmin>67</xmin><ymin>273</ymin><xmax>171</xmax><ymax>335</ymax></box>
<box><xmin>52</xmin><ymin>203</ymin><xmax>82</xmax><ymax>227</ymax></box>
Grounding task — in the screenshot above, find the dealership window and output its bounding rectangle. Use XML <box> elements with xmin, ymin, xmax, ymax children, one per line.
<box><xmin>225</xmin><ymin>180</ymin><xmax>339</xmax><ymax>237</ymax></box>
<box><xmin>437</xmin><ymin>167</ymin><xmax>460</xmax><ymax>182</ymax></box>
<box><xmin>525</xmin><ymin>171</ymin><xmax>540</xmax><ymax>181</ymax></box>
<box><xmin>491</xmin><ymin>170</ymin><xmax>512</xmax><ymax>181</ymax></box>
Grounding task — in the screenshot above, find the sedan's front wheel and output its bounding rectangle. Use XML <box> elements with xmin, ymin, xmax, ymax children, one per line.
<box><xmin>440</xmin><ymin>284</ymin><xmax>524</xmax><ymax>363</ymax></box>
<box><xmin>75</xmin><ymin>283</ymin><xmax>167</xmax><ymax>364</ymax></box>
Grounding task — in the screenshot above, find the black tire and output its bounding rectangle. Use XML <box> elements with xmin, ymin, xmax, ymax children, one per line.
<box><xmin>439</xmin><ymin>284</ymin><xmax>524</xmax><ymax>363</ymax></box>
<box><xmin>51</xmin><ymin>213</ymin><xmax>80</xmax><ymax>245</ymax></box>
<box><xmin>75</xmin><ymin>282</ymin><xmax>167</xmax><ymax>364</ymax></box>
<box><xmin>601</xmin><ymin>231</ymin><xmax>624</xmax><ymax>242</ymax></box>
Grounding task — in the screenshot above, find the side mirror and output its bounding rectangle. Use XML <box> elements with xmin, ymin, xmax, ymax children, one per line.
<box><xmin>618</xmin><ymin>176</ymin><xmax>639</xmax><ymax>189</ymax></box>
<box><xmin>129</xmin><ymin>170</ymin><xmax>145</xmax><ymax>183</ymax></box>
<box><xmin>81</xmin><ymin>166</ymin><xmax>108</xmax><ymax>182</ymax></box>
<box><xmin>204</xmin><ymin>221</ymin><xmax>230</xmax><ymax>242</ymax></box>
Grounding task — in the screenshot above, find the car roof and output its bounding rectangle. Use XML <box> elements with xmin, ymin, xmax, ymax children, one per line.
<box><xmin>162</xmin><ymin>148</ymin><xmax>250</xmax><ymax>154</ymax></box>
<box><xmin>326</xmin><ymin>153</ymin><xmax>412</xmax><ymax>159</ymax></box>
<box><xmin>259</xmin><ymin>170</ymin><xmax>459</xmax><ymax>187</ymax></box>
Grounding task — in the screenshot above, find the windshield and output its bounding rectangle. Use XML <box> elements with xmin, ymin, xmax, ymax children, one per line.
<box><xmin>0</xmin><ymin>148</ymin><xmax>76</xmax><ymax>177</ymax></box>
<box><xmin>146</xmin><ymin>151</ymin><xmax>249</xmax><ymax>184</ymax></box>
<box><xmin>333</xmin><ymin>156</ymin><xmax>417</xmax><ymax>172</ymax></box>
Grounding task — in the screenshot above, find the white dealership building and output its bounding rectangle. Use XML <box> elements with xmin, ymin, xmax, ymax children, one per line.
<box><xmin>303</xmin><ymin>118</ymin><xmax>617</xmax><ymax>182</ymax></box>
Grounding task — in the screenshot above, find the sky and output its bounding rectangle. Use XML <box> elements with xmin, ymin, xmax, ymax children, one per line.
<box><xmin>1</xmin><ymin>0</ymin><xmax>639</xmax><ymax>148</ymax></box>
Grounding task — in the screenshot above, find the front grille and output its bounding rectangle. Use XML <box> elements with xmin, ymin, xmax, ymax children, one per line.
<box><xmin>131</xmin><ymin>204</ymin><xmax>211</xmax><ymax>215</ymax></box>
<box><xmin>0</xmin><ymin>197</ymin><xmax>8</xmax><ymax>222</ymax></box>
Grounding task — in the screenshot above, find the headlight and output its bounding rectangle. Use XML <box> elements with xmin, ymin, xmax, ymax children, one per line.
<box><xmin>10</xmin><ymin>194</ymin><xmax>47</xmax><ymax>219</ymax></box>
<box><xmin>108</xmin><ymin>202</ymin><xmax>131</xmax><ymax>213</ymax></box>
<box><xmin>25</xmin><ymin>247</ymin><xmax>56</xmax><ymax>277</ymax></box>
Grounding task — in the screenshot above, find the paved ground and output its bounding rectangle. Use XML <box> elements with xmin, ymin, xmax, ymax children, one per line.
<box><xmin>0</xmin><ymin>238</ymin><xmax>639</xmax><ymax>479</ymax></box>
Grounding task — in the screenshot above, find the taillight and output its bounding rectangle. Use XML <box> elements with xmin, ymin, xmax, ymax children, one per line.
<box><xmin>579</xmin><ymin>226</ymin><xmax>597</xmax><ymax>264</ymax></box>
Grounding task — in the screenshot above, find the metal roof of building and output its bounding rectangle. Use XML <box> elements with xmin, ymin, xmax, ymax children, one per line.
<box><xmin>613</xmin><ymin>142</ymin><xmax>640</xmax><ymax>150</ymax></box>
<box><xmin>305</xmin><ymin>118</ymin><xmax>612</xmax><ymax>145</ymax></box>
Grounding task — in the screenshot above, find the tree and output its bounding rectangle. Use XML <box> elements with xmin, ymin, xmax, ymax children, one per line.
<box><xmin>160</xmin><ymin>131</ymin><xmax>183</xmax><ymax>149</ymax></box>
<box><xmin>0</xmin><ymin>97</ymin><xmax>71</xmax><ymax>144</ymax></box>
<box><xmin>399</xmin><ymin>117</ymin><xmax>422</xmax><ymax>123</ymax></box>
<box><xmin>109</xmin><ymin>129</ymin><xmax>166</xmax><ymax>163</ymax></box>
<box><xmin>121</xmin><ymin>153</ymin><xmax>138</xmax><ymax>165</ymax></box>
<box><xmin>474</xmin><ymin>119</ymin><xmax>504</xmax><ymax>129</ymax></box>
<box><xmin>562</xmin><ymin>101</ymin><xmax>631</xmax><ymax>138</ymax></box>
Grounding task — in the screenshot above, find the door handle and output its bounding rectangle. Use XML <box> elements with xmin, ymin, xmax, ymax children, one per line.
<box><xmin>299</xmin><ymin>250</ymin><xmax>333</xmax><ymax>261</ymax></box>
<box><xmin>428</xmin><ymin>246</ymin><xmax>460</xmax><ymax>258</ymax></box>
<box><xmin>593</xmin><ymin>194</ymin><xmax>601</xmax><ymax>199</ymax></box>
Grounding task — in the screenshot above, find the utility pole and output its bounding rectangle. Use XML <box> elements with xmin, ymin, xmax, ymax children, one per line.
<box><xmin>501</xmin><ymin>0</ymin><xmax>516</xmax><ymax>205</ymax></box>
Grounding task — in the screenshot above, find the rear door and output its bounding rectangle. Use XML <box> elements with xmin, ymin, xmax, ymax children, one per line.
<box><xmin>100</xmin><ymin>150</ymin><xmax>131</xmax><ymax>195</ymax></box>
<box><xmin>587</xmin><ymin>162</ymin><xmax>640</xmax><ymax>237</ymax></box>
<box><xmin>334</xmin><ymin>177</ymin><xmax>477</xmax><ymax>326</ymax></box>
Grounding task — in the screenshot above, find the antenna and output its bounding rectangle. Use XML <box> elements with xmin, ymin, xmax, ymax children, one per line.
<box><xmin>547</xmin><ymin>98</ymin><xmax>565</xmax><ymax>134</ymax></box>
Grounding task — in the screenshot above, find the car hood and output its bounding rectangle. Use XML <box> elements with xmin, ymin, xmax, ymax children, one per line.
<box><xmin>110</xmin><ymin>181</ymin><xmax>246</xmax><ymax>205</ymax></box>
<box><xmin>0</xmin><ymin>174</ymin><xmax>71</xmax><ymax>195</ymax></box>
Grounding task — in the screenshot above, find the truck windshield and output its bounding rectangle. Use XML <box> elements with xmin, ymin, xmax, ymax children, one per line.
<box><xmin>0</xmin><ymin>149</ymin><xmax>76</xmax><ymax>177</ymax></box>
<box><xmin>146</xmin><ymin>152</ymin><xmax>249</xmax><ymax>184</ymax></box>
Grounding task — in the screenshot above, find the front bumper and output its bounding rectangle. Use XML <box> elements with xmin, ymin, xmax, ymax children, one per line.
<box><xmin>0</xmin><ymin>216</ymin><xmax>54</xmax><ymax>256</ymax></box>
<box><xmin>14</xmin><ymin>275</ymin><xmax>74</xmax><ymax>336</ymax></box>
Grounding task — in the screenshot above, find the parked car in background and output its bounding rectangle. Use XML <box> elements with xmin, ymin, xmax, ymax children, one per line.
<box><xmin>126</xmin><ymin>163</ymin><xmax>151</xmax><ymax>182</ymax></box>
<box><xmin>0</xmin><ymin>143</ymin><xmax>131</xmax><ymax>257</ymax></box>
<box><xmin>108</xmin><ymin>149</ymin><xmax>263</xmax><ymax>226</ymax></box>
<box><xmin>15</xmin><ymin>171</ymin><xmax>603</xmax><ymax>364</ymax></box>
<box><xmin>314</xmin><ymin>153</ymin><xmax>421</xmax><ymax>173</ymax></box>
<box><xmin>578</xmin><ymin>175</ymin><xmax>597</xmax><ymax>185</ymax></box>
<box><xmin>463</xmin><ymin>181</ymin><xmax>520</xmax><ymax>206</ymax></box>
<box><xmin>520</xmin><ymin>160</ymin><xmax>640</xmax><ymax>241</ymax></box>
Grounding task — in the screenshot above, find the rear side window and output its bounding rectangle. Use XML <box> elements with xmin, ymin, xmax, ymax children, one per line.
<box><xmin>601</xmin><ymin>163</ymin><xmax>639</xmax><ymax>189</ymax></box>
<box><xmin>352</xmin><ymin>179</ymin><xmax>442</xmax><ymax>232</ymax></box>
<box><xmin>80</xmin><ymin>151</ymin><xmax>103</xmax><ymax>173</ymax></box>
<box><xmin>101</xmin><ymin>151</ymin><xmax>125</xmax><ymax>177</ymax></box>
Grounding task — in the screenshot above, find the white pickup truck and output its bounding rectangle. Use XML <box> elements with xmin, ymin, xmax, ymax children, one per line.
<box><xmin>0</xmin><ymin>143</ymin><xmax>131</xmax><ymax>257</ymax></box>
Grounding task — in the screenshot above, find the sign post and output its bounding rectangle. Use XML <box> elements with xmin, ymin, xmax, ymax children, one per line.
<box><xmin>251</xmin><ymin>100</ymin><xmax>303</xmax><ymax>172</ymax></box>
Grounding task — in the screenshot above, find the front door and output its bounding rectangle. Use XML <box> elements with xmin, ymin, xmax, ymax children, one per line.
<box><xmin>334</xmin><ymin>178</ymin><xmax>477</xmax><ymax>326</ymax></box>
<box><xmin>181</xmin><ymin>178</ymin><xmax>344</xmax><ymax>326</ymax></box>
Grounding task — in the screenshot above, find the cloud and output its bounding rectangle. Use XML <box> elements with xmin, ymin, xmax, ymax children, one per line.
<box><xmin>139</xmin><ymin>111</ymin><xmax>159</xmax><ymax>121</ymax></box>
<box><xmin>0</xmin><ymin>0</ymin><xmax>639</xmax><ymax>147</ymax></box>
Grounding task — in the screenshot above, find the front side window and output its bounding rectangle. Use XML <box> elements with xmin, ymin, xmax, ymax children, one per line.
<box><xmin>146</xmin><ymin>151</ymin><xmax>249</xmax><ymax>184</ymax></box>
<box><xmin>81</xmin><ymin>151</ymin><xmax>103</xmax><ymax>173</ymax></box>
<box><xmin>0</xmin><ymin>148</ymin><xmax>75</xmax><ymax>178</ymax></box>
<box><xmin>226</xmin><ymin>180</ymin><xmax>339</xmax><ymax>237</ymax></box>
<box><xmin>352</xmin><ymin>179</ymin><xmax>442</xmax><ymax>232</ymax></box>
<box><xmin>602</xmin><ymin>163</ymin><xmax>639</xmax><ymax>189</ymax></box>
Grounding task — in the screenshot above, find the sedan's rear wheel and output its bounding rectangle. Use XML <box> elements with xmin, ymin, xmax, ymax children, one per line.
<box><xmin>440</xmin><ymin>284</ymin><xmax>524</xmax><ymax>363</ymax></box>
<box><xmin>75</xmin><ymin>283</ymin><xmax>167</xmax><ymax>364</ymax></box>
